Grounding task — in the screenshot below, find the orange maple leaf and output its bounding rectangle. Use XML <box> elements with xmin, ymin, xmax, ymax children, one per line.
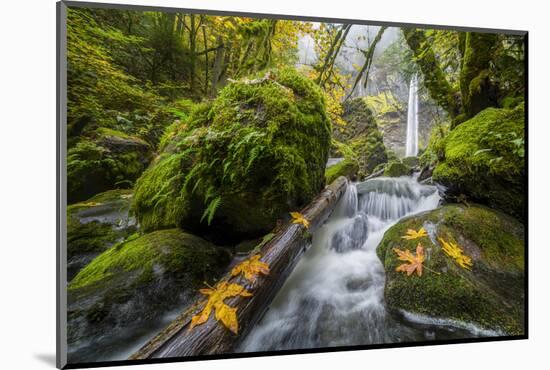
<box><xmin>231</xmin><ymin>254</ymin><xmax>270</xmax><ymax>282</ymax></box>
<box><xmin>393</xmin><ymin>243</ymin><xmax>425</xmax><ymax>277</ymax></box>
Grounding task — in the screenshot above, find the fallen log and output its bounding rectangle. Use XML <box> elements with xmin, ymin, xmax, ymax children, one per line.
<box><xmin>363</xmin><ymin>167</ymin><xmax>385</xmax><ymax>181</ymax></box>
<box><xmin>129</xmin><ymin>176</ymin><xmax>349</xmax><ymax>359</ymax></box>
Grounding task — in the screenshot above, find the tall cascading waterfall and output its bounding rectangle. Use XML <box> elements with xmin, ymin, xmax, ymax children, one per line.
<box><xmin>239</xmin><ymin>176</ymin><xmax>452</xmax><ymax>352</ymax></box>
<box><xmin>406</xmin><ymin>74</ymin><xmax>419</xmax><ymax>157</ymax></box>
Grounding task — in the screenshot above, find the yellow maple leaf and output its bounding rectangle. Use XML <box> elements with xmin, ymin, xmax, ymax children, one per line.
<box><xmin>393</xmin><ymin>244</ymin><xmax>425</xmax><ymax>277</ymax></box>
<box><xmin>189</xmin><ymin>281</ymin><xmax>252</xmax><ymax>334</ymax></box>
<box><xmin>290</xmin><ymin>212</ymin><xmax>309</xmax><ymax>229</ymax></box>
<box><xmin>401</xmin><ymin>227</ymin><xmax>428</xmax><ymax>240</ymax></box>
<box><xmin>231</xmin><ymin>254</ymin><xmax>270</xmax><ymax>282</ymax></box>
<box><xmin>438</xmin><ymin>237</ymin><xmax>473</xmax><ymax>270</ymax></box>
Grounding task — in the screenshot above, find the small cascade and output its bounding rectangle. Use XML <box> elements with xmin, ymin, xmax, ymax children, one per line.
<box><xmin>406</xmin><ymin>74</ymin><xmax>419</xmax><ymax>157</ymax></box>
<box><xmin>356</xmin><ymin>177</ymin><xmax>439</xmax><ymax>220</ymax></box>
<box><xmin>239</xmin><ymin>176</ymin><xmax>447</xmax><ymax>352</ymax></box>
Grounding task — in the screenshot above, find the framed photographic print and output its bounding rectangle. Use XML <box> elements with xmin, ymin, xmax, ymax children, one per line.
<box><xmin>56</xmin><ymin>1</ymin><xmax>527</xmax><ymax>368</ymax></box>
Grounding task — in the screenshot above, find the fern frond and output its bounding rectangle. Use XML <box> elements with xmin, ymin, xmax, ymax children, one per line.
<box><xmin>201</xmin><ymin>196</ymin><xmax>222</xmax><ymax>225</ymax></box>
<box><xmin>246</xmin><ymin>145</ymin><xmax>262</xmax><ymax>172</ymax></box>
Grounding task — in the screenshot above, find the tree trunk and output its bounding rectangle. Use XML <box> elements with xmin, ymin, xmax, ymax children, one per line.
<box><xmin>129</xmin><ymin>176</ymin><xmax>349</xmax><ymax>359</ymax></box>
<box><xmin>403</xmin><ymin>28</ymin><xmax>461</xmax><ymax>117</ymax></box>
<box><xmin>210</xmin><ymin>37</ymin><xmax>225</xmax><ymax>97</ymax></box>
<box><xmin>459</xmin><ymin>32</ymin><xmax>499</xmax><ymax>119</ymax></box>
<box><xmin>201</xmin><ymin>17</ymin><xmax>209</xmax><ymax>95</ymax></box>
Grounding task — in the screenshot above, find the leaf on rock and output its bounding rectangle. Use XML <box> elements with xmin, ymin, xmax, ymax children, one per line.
<box><xmin>290</xmin><ymin>212</ymin><xmax>310</xmax><ymax>229</ymax></box>
<box><xmin>231</xmin><ymin>254</ymin><xmax>270</xmax><ymax>282</ymax></box>
<box><xmin>401</xmin><ymin>227</ymin><xmax>428</xmax><ymax>240</ymax></box>
<box><xmin>393</xmin><ymin>244</ymin><xmax>425</xmax><ymax>277</ymax></box>
<box><xmin>189</xmin><ymin>281</ymin><xmax>252</xmax><ymax>334</ymax></box>
<box><xmin>438</xmin><ymin>237</ymin><xmax>473</xmax><ymax>270</ymax></box>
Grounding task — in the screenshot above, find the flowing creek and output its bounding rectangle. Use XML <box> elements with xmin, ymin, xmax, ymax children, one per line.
<box><xmin>239</xmin><ymin>176</ymin><xmax>496</xmax><ymax>352</ymax></box>
<box><xmin>70</xmin><ymin>176</ymin><xmax>496</xmax><ymax>363</ymax></box>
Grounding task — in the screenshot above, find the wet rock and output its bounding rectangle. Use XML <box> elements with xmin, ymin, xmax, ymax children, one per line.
<box><xmin>67</xmin><ymin>229</ymin><xmax>231</xmax><ymax>361</ymax></box>
<box><xmin>330</xmin><ymin>214</ymin><xmax>368</xmax><ymax>253</ymax></box>
<box><xmin>67</xmin><ymin>189</ymin><xmax>136</xmax><ymax>280</ymax></box>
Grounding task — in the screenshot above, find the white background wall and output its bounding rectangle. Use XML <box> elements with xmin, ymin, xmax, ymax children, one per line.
<box><xmin>0</xmin><ymin>0</ymin><xmax>546</xmax><ymax>369</ymax></box>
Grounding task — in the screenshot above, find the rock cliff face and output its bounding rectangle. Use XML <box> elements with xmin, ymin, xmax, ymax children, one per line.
<box><xmin>375</xmin><ymin>97</ymin><xmax>442</xmax><ymax>158</ymax></box>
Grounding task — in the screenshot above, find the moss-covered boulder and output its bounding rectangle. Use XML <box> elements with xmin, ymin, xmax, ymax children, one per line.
<box><xmin>67</xmin><ymin>189</ymin><xmax>137</xmax><ymax>280</ymax></box>
<box><xmin>325</xmin><ymin>159</ymin><xmax>359</xmax><ymax>184</ymax></box>
<box><xmin>333</xmin><ymin>98</ymin><xmax>377</xmax><ymax>141</ymax></box>
<box><xmin>432</xmin><ymin>105</ymin><xmax>525</xmax><ymax>218</ymax></box>
<box><xmin>377</xmin><ymin>204</ymin><xmax>525</xmax><ymax>335</ymax></box>
<box><xmin>383</xmin><ymin>160</ymin><xmax>412</xmax><ymax>177</ymax></box>
<box><xmin>402</xmin><ymin>156</ymin><xmax>420</xmax><ymax>168</ymax></box>
<box><xmin>67</xmin><ymin>229</ymin><xmax>231</xmax><ymax>347</ymax></box>
<box><xmin>133</xmin><ymin>68</ymin><xmax>331</xmax><ymax>241</ymax></box>
<box><xmin>350</xmin><ymin>133</ymin><xmax>388</xmax><ymax>178</ymax></box>
<box><xmin>68</xmin><ymin>128</ymin><xmax>153</xmax><ymax>203</ymax></box>
<box><xmin>329</xmin><ymin>98</ymin><xmax>388</xmax><ymax>179</ymax></box>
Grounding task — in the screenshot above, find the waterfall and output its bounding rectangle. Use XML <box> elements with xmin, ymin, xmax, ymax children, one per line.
<box><xmin>239</xmin><ymin>176</ymin><xmax>446</xmax><ymax>352</ymax></box>
<box><xmin>406</xmin><ymin>74</ymin><xmax>419</xmax><ymax>157</ymax></box>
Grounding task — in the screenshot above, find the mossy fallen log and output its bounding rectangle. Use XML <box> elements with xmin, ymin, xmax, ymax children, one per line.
<box><xmin>129</xmin><ymin>176</ymin><xmax>348</xmax><ymax>359</ymax></box>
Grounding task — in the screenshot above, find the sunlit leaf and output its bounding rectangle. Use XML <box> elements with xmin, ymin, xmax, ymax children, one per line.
<box><xmin>189</xmin><ymin>281</ymin><xmax>252</xmax><ymax>334</ymax></box>
<box><xmin>290</xmin><ymin>212</ymin><xmax>310</xmax><ymax>229</ymax></box>
<box><xmin>438</xmin><ymin>237</ymin><xmax>473</xmax><ymax>270</ymax></box>
<box><xmin>393</xmin><ymin>244</ymin><xmax>425</xmax><ymax>277</ymax></box>
<box><xmin>231</xmin><ymin>254</ymin><xmax>270</xmax><ymax>282</ymax></box>
<box><xmin>401</xmin><ymin>227</ymin><xmax>428</xmax><ymax>240</ymax></box>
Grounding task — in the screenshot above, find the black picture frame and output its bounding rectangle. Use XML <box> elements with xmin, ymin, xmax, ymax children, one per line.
<box><xmin>57</xmin><ymin>1</ymin><xmax>528</xmax><ymax>368</ymax></box>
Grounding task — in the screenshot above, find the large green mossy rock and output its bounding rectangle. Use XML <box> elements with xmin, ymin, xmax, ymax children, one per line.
<box><xmin>67</xmin><ymin>229</ymin><xmax>231</xmax><ymax>345</ymax></box>
<box><xmin>67</xmin><ymin>189</ymin><xmax>136</xmax><ymax>281</ymax></box>
<box><xmin>432</xmin><ymin>105</ymin><xmax>525</xmax><ymax>218</ymax></box>
<box><xmin>68</xmin><ymin>128</ymin><xmax>153</xmax><ymax>203</ymax></box>
<box><xmin>377</xmin><ymin>204</ymin><xmax>525</xmax><ymax>335</ymax></box>
<box><xmin>133</xmin><ymin>68</ymin><xmax>331</xmax><ymax>241</ymax></box>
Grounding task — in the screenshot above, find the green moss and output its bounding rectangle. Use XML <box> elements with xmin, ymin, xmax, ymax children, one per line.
<box><xmin>325</xmin><ymin>159</ymin><xmax>358</xmax><ymax>184</ymax></box>
<box><xmin>349</xmin><ymin>132</ymin><xmax>388</xmax><ymax>178</ymax></box>
<box><xmin>68</xmin><ymin>133</ymin><xmax>152</xmax><ymax>203</ymax></box>
<box><xmin>419</xmin><ymin>123</ymin><xmax>450</xmax><ymax>167</ymax></box>
<box><xmin>133</xmin><ymin>67</ymin><xmax>331</xmax><ymax>240</ymax></box>
<box><xmin>402</xmin><ymin>156</ymin><xmax>419</xmax><ymax>168</ymax></box>
<box><xmin>95</xmin><ymin>127</ymin><xmax>148</xmax><ymax>145</ymax></box>
<box><xmin>383</xmin><ymin>161</ymin><xmax>411</xmax><ymax>177</ymax></box>
<box><xmin>69</xmin><ymin>229</ymin><xmax>230</xmax><ymax>290</ymax></box>
<box><xmin>433</xmin><ymin>104</ymin><xmax>525</xmax><ymax>218</ymax></box>
<box><xmin>460</xmin><ymin>33</ymin><xmax>499</xmax><ymax>118</ymax></box>
<box><xmin>501</xmin><ymin>96</ymin><xmax>524</xmax><ymax>109</ymax></box>
<box><xmin>335</xmin><ymin>98</ymin><xmax>377</xmax><ymax>141</ymax></box>
<box><xmin>377</xmin><ymin>204</ymin><xmax>525</xmax><ymax>334</ymax></box>
<box><xmin>67</xmin><ymin>218</ymin><xmax>118</xmax><ymax>257</ymax></box>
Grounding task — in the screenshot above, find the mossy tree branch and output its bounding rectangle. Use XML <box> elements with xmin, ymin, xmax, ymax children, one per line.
<box><xmin>403</xmin><ymin>28</ymin><xmax>461</xmax><ymax>117</ymax></box>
